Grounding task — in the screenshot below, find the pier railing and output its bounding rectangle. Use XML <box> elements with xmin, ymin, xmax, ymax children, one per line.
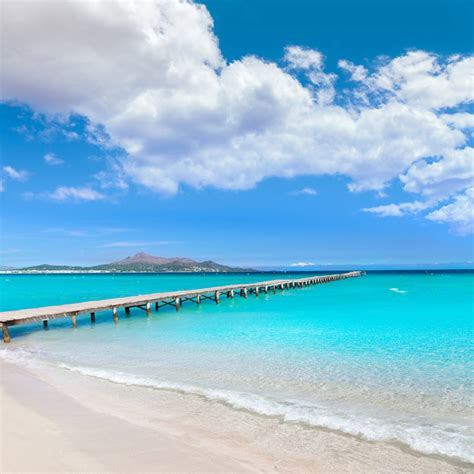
<box><xmin>0</xmin><ymin>271</ymin><xmax>364</xmax><ymax>342</ymax></box>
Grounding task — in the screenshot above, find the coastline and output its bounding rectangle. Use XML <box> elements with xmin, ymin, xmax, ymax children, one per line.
<box><xmin>1</xmin><ymin>358</ymin><xmax>471</xmax><ymax>473</ymax></box>
<box><xmin>0</xmin><ymin>359</ymin><xmax>273</xmax><ymax>472</ymax></box>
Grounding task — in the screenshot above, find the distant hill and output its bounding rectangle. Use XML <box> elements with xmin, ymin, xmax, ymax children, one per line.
<box><xmin>13</xmin><ymin>252</ymin><xmax>255</xmax><ymax>273</ymax></box>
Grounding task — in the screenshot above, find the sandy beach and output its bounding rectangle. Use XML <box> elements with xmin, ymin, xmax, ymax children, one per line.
<box><xmin>0</xmin><ymin>360</ymin><xmax>274</xmax><ymax>472</ymax></box>
<box><xmin>1</xmin><ymin>358</ymin><xmax>470</xmax><ymax>473</ymax></box>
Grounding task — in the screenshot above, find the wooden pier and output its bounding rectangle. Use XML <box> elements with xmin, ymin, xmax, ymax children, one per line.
<box><xmin>0</xmin><ymin>272</ymin><xmax>364</xmax><ymax>343</ymax></box>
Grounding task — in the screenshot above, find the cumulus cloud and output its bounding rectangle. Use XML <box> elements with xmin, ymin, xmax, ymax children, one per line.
<box><xmin>426</xmin><ymin>188</ymin><xmax>474</xmax><ymax>235</ymax></box>
<box><xmin>290</xmin><ymin>262</ymin><xmax>316</xmax><ymax>267</ymax></box>
<box><xmin>0</xmin><ymin>0</ymin><xmax>472</xmax><ymax>231</ymax></box>
<box><xmin>338</xmin><ymin>59</ymin><xmax>368</xmax><ymax>82</ymax></box>
<box><xmin>441</xmin><ymin>113</ymin><xmax>474</xmax><ymax>130</ymax></box>
<box><xmin>43</xmin><ymin>153</ymin><xmax>64</xmax><ymax>165</ymax></box>
<box><xmin>3</xmin><ymin>165</ymin><xmax>28</xmax><ymax>181</ymax></box>
<box><xmin>400</xmin><ymin>147</ymin><xmax>474</xmax><ymax>200</ymax></box>
<box><xmin>347</xmin><ymin>50</ymin><xmax>474</xmax><ymax>110</ymax></box>
<box><xmin>284</xmin><ymin>45</ymin><xmax>336</xmax><ymax>104</ymax></box>
<box><xmin>47</xmin><ymin>186</ymin><xmax>105</xmax><ymax>202</ymax></box>
<box><xmin>284</xmin><ymin>46</ymin><xmax>323</xmax><ymax>70</ymax></box>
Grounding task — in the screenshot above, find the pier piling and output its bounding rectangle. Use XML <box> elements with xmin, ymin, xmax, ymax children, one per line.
<box><xmin>2</xmin><ymin>325</ymin><xmax>11</xmax><ymax>343</ymax></box>
<box><xmin>0</xmin><ymin>272</ymin><xmax>364</xmax><ymax>342</ymax></box>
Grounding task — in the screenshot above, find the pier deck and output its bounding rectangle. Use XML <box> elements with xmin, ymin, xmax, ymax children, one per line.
<box><xmin>0</xmin><ymin>272</ymin><xmax>364</xmax><ymax>342</ymax></box>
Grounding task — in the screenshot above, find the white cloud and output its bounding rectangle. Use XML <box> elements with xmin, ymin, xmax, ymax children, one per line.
<box><xmin>290</xmin><ymin>262</ymin><xmax>316</xmax><ymax>267</ymax></box>
<box><xmin>47</xmin><ymin>186</ymin><xmax>105</xmax><ymax>202</ymax></box>
<box><xmin>3</xmin><ymin>165</ymin><xmax>28</xmax><ymax>181</ymax></box>
<box><xmin>44</xmin><ymin>153</ymin><xmax>64</xmax><ymax>165</ymax></box>
<box><xmin>284</xmin><ymin>46</ymin><xmax>323</xmax><ymax>70</ymax></box>
<box><xmin>350</xmin><ymin>51</ymin><xmax>474</xmax><ymax>110</ymax></box>
<box><xmin>441</xmin><ymin>113</ymin><xmax>474</xmax><ymax>130</ymax></box>
<box><xmin>0</xmin><ymin>1</ymin><xmax>473</xmax><ymax>231</ymax></box>
<box><xmin>284</xmin><ymin>46</ymin><xmax>336</xmax><ymax>104</ymax></box>
<box><xmin>363</xmin><ymin>201</ymin><xmax>431</xmax><ymax>217</ymax></box>
<box><xmin>338</xmin><ymin>59</ymin><xmax>368</xmax><ymax>82</ymax></box>
<box><xmin>426</xmin><ymin>188</ymin><xmax>474</xmax><ymax>235</ymax></box>
<box><xmin>94</xmin><ymin>160</ymin><xmax>129</xmax><ymax>190</ymax></box>
<box><xmin>400</xmin><ymin>147</ymin><xmax>474</xmax><ymax>200</ymax></box>
<box><xmin>289</xmin><ymin>187</ymin><xmax>317</xmax><ymax>196</ymax></box>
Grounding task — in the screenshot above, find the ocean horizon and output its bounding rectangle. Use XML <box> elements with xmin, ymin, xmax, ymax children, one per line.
<box><xmin>1</xmin><ymin>271</ymin><xmax>473</xmax><ymax>467</ymax></box>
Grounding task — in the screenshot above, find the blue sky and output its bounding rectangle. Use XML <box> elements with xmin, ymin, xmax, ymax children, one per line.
<box><xmin>0</xmin><ymin>0</ymin><xmax>473</xmax><ymax>268</ymax></box>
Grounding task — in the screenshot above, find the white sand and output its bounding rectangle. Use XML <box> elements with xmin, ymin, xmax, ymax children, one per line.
<box><xmin>1</xmin><ymin>359</ymin><xmax>470</xmax><ymax>473</ymax></box>
<box><xmin>0</xmin><ymin>360</ymin><xmax>274</xmax><ymax>472</ymax></box>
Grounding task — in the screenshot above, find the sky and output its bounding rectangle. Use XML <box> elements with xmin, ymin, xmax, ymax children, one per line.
<box><xmin>0</xmin><ymin>0</ymin><xmax>473</xmax><ymax>269</ymax></box>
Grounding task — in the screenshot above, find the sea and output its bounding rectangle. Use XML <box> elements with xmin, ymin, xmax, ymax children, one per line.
<box><xmin>0</xmin><ymin>271</ymin><xmax>473</xmax><ymax>465</ymax></box>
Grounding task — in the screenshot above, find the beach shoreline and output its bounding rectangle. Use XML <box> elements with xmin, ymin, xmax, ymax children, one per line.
<box><xmin>1</xmin><ymin>357</ymin><xmax>471</xmax><ymax>473</ymax></box>
<box><xmin>0</xmin><ymin>359</ymin><xmax>276</xmax><ymax>473</ymax></box>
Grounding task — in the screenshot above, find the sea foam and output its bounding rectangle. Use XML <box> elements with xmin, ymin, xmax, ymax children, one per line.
<box><xmin>4</xmin><ymin>348</ymin><xmax>467</xmax><ymax>465</ymax></box>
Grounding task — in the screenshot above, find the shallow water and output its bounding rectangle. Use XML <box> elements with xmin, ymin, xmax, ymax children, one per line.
<box><xmin>1</xmin><ymin>272</ymin><xmax>473</xmax><ymax>463</ymax></box>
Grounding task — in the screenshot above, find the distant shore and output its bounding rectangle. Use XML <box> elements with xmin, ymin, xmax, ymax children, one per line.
<box><xmin>2</xmin><ymin>268</ymin><xmax>473</xmax><ymax>275</ymax></box>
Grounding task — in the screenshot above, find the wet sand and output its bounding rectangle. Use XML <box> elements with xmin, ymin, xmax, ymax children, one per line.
<box><xmin>1</xmin><ymin>359</ymin><xmax>470</xmax><ymax>473</ymax></box>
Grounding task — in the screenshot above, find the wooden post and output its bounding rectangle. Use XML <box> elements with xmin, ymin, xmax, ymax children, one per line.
<box><xmin>243</xmin><ymin>288</ymin><xmax>248</xmax><ymax>298</ymax></box>
<box><xmin>264</xmin><ymin>286</ymin><xmax>268</xmax><ymax>294</ymax></box>
<box><xmin>175</xmin><ymin>297</ymin><xmax>181</xmax><ymax>311</ymax></box>
<box><xmin>197</xmin><ymin>295</ymin><xmax>201</xmax><ymax>304</ymax></box>
<box><xmin>215</xmin><ymin>291</ymin><xmax>220</xmax><ymax>304</ymax></box>
<box><xmin>155</xmin><ymin>302</ymin><xmax>159</xmax><ymax>311</ymax></box>
<box><xmin>273</xmin><ymin>285</ymin><xmax>276</xmax><ymax>294</ymax></box>
<box><xmin>125</xmin><ymin>307</ymin><xmax>130</xmax><ymax>315</ymax></box>
<box><xmin>146</xmin><ymin>302</ymin><xmax>151</xmax><ymax>316</ymax></box>
<box><xmin>90</xmin><ymin>312</ymin><xmax>96</xmax><ymax>323</ymax></box>
<box><xmin>71</xmin><ymin>314</ymin><xmax>77</xmax><ymax>328</ymax></box>
<box><xmin>2</xmin><ymin>324</ymin><xmax>11</xmax><ymax>343</ymax></box>
<box><xmin>255</xmin><ymin>287</ymin><xmax>259</xmax><ymax>296</ymax></box>
<box><xmin>112</xmin><ymin>308</ymin><xmax>118</xmax><ymax>323</ymax></box>
<box><xmin>229</xmin><ymin>290</ymin><xmax>234</xmax><ymax>298</ymax></box>
<box><xmin>43</xmin><ymin>320</ymin><xmax>48</xmax><ymax>330</ymax></box>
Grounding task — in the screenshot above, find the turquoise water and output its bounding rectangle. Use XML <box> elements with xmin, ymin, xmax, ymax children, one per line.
<box><xmin>1</xmin><ymin>272</ymin><xmax>473</xmax><ymax>463</ymax></box>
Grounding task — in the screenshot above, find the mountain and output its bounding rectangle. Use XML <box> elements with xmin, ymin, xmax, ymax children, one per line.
<box><xmin>13</xmin><ymin>253</ymin><xmax>255</xmax><ymax>273</ymax></box>
<box><xmin>110</xmin><ymin>252</ymin><xmax>196</xmax><ymax>266</ymax></box>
